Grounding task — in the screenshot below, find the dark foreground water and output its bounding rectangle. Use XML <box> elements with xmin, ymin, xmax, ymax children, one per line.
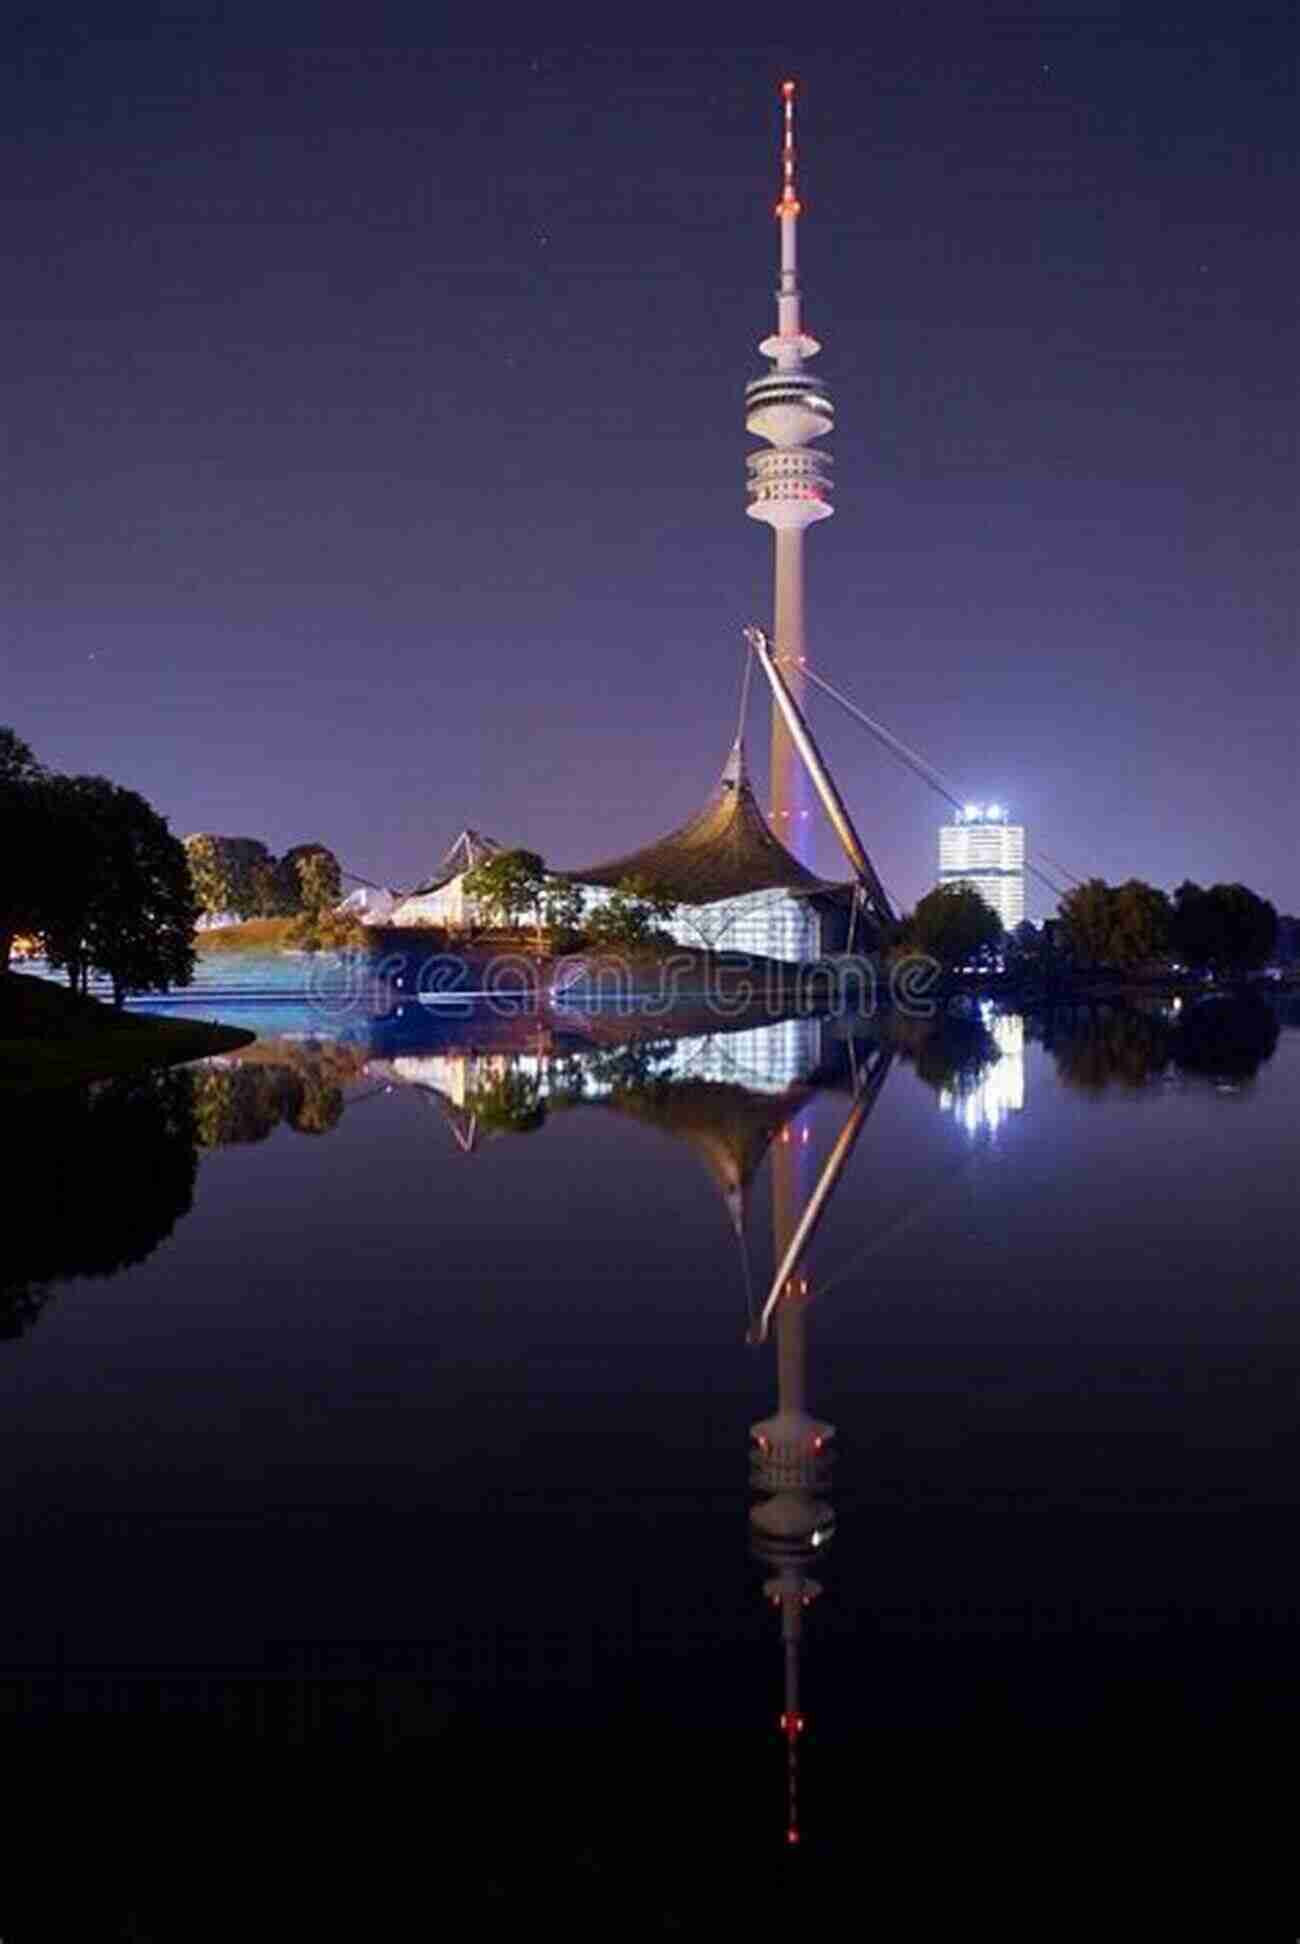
<box><xmin>3</xmin><ymin>979</ymin><xmax>1298</xmax><ymax>1936</ymax></box>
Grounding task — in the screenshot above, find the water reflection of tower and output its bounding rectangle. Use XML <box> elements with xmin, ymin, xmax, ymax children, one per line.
<box><xmin>751</xmin><ymin>1040</ymin><xmax>892</xmax><ymax>1847</ymax></box>
<box><xmin>750</xmin><ymin>1234</ymin><xmax>831</xmax><ymax>1849</ymax></box>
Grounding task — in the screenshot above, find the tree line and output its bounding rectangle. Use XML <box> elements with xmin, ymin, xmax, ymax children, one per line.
<box><xmin>2</xmin><ymin>725</ymin><xmax>355</xmax><ymax>998</ymax></box>
<box><xmin>459</xmin><ymin>849</ymin><xmax>676</xmax><ymax>949</ymax></box>
<box><xmin>892</xmin><ymin>876</ymin><xmax>1285</xmax><ymax>979</ymax></box>
<box><xmin>184</xmin><ymin>832</ymin><xmax>342</xmax><ymax>923</ymax></box>
<box><xmin>1053</xmin><ymin>877</ymin><xmax>1280</xmax><ymax>975</ymax></box>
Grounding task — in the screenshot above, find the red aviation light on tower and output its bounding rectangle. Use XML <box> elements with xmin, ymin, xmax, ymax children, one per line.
<box><xmin>775</xmin><ymin>79</ymin><xmax>802</xmax><ymax>217</ymax></box>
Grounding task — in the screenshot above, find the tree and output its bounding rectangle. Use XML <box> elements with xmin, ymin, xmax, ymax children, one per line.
<box><xmin>1058</xmin><ymin>878</ymin><xmax>1115</xmax><ymax>968</ymax></box>
<box><xmin>462</xmin><ymin>849</ymin><xmax>548</xmax><ymax>936</ymax></box>
<box><xmin>278</xmin><ymin>843</ymin><xmax>342</xmax><ymax>915</ymax></box>
<box><xmin>0</xmin><ymin>728</ymin><xmax>49</xmax><ymax>970</ymax></box>
<box><xmin>249</xmin><ymin>857</ymin><xmax>289</xmax><ymax>918</ymax></box>
<box><xmin>1171</xmin><ymin>881</ymin><xmax>1278</xmax><ymax>976</ymax></box>
<box><xmin>1105</xmin><ymin>879</ymin><xmax>1172</xmax><ymax>966</ymax></box>
<box><xmin>541</xmin><ymin>876</ymin><xmax>588</xmax><ymax>945</ymax></box>
<box><xmin>34</xmin><ymin>776</ymin><xmax>106</xmax><ymax>992</ymax></box>
<box><xmin>902</xmin><ymin>884</ymin><xmax>1002</xmax><ymax>971</ymax></box>
<box><xmin>43</xmin><ymin>777</ymin><xmax>197</xmax><ymax>1007</ymax></box>
<box><xmin>585</xmin><ymin>875</ymin><xmax>677</xmax><ymax>949</ymax></box>
<box><xmin>183</xmin><ymin>834</ymin><xmax>277</xmax><ymax>919</ymax></box>
<box><xmin>1003</xmin><ymin>919</ymin><xmax>1052</xmax><ymax>979</ymax></box>
<box><xmin>287</xmin><ymin>903</ymin><xmax>366</xmax><ymax>952</ymax></box>
<box><xmin>0</xmin><ymin>727</ymin><xmax>43</xmax><ymax>788</ymax></box>
<box><xmin>293</xmin><ymin>847</ymin><xmax>343</xmax><ymax>915</ymax></box>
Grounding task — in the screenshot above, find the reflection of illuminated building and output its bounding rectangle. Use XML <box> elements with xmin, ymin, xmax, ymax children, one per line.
<box><xmin>939</xmin><ymin>1008</ymin><xmax>1025</xmax><ymax>1138</ymax></box>
<box><xmin>371</xmin><ymin>1017</ymin><xmax>828</xmax><ymax>1119</ymax></box>
<box><xmin>663</xmin><ymin>1017</ymin><xmax>822</xmax><ymax>1093</ymax></box>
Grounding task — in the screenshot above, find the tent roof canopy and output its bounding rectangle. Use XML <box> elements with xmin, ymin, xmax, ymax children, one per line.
<box><xmin>408</xmin><ymin>828</ymin><xmax>503</xmax><ymax>898</ymax></box>
<box><xmin>563</xmin><ymin>742</ymin><xmax>843</xmax><ymax>906</ymax></box>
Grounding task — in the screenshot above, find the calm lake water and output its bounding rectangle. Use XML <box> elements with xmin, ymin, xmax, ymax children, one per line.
<box><xmin>4</xmin><ymin>965</ymin><xmax>1298</xmax><ymax>1932</ymax></box>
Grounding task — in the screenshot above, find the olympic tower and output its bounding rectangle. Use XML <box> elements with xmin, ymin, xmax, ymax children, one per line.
<box><xmin>745</xmin><ymin>80</ymin><xmax>834</xmax><ymax>865</ymax></box>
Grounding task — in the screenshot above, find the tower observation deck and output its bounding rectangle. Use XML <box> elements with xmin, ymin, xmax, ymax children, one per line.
<box><xmin>746</xmin><ymin>81</ymin><xmax>833</xmax><ymax>866</ymax></box>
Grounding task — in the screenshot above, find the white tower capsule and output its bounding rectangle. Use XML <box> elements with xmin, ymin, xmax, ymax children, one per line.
<box><xmin>746</xmin><ymin>80</ymin><xmax>833</xmax><ymax>862</ymax></box>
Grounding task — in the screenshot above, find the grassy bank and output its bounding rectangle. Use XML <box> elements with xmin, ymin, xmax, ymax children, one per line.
<box><xmin>197</xmin><ymin>917</ymin><xmax>299</xmax><ymax>953</ymax></box>
<box><xmin>0</xmin><ymin>972</ymin><xmax>254</xmax><ymax>1095</ymax></box>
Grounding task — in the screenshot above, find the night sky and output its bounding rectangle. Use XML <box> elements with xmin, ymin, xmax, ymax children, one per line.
<box><xmin>6</xmin><ymin>8</ymin><xmax>1296</xmax><ymax>914</ymax></box>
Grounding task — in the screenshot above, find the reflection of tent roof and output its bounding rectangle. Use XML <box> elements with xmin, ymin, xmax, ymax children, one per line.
<box><xmin>410</xmin><ymin>829</ymin><xmax>503</xmax><ymax>897</ymax></box>
<box><xmin>563</xmin><ymin>743</ymin><xmax>840</xmax><ymax>905</ymax></box>
<box><xmin>600</xmin><ymin>1078</ymin><xmax>809</xmax><ymax>1238</ymax></box>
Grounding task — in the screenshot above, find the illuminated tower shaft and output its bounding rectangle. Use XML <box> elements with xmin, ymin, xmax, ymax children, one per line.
<box><xmin>746</xmin><ymin>81</ymin><xmax>834</xmax><ymax>866</ymax></box>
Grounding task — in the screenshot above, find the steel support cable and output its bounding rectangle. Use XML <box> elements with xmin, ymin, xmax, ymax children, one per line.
<box><xmin>800</xmin><ymin>662</ymin><xmax>1073</xmax><ymax>903</ymax></box>
<box><xmin>735</xmin><ymin>638</ymin><xmax>756</xmax><ymax>750</ymax></box>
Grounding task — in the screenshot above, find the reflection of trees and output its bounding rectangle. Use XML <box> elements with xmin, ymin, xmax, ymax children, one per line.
<box><xmin>1042</xmin><ymin>996</ymin><xmax>1280</xmax><ymax>1092</ymax></box>
<box><xmin>0</xmin><ymin>1070</ymin><xmax>198</xmax><ymax>1339</ymax></box>
<box><xmin>464</xmin><ymin>1069</ymin><xmax>546</xmax><ymax>1135</ymax></box>
<box><xmin>1174</xmin><ymin>993</ymin><xmax>1279</xmax><ymax>1080</ymax></box>
<box><xmin>580</xmin><ymin>1041</ymin><xmax>677</xmax><ymax>1098</ymax></box>
<box><xmin>190</xmin><ymin>1041</ymin><xmax>361</xmax><ymax>1146</ymax></box>
<box><xmin>1042</xmin><ymin>1007</ymin><xmax>1171</xmax><ymax>1093</ymax></box>
<box><xmin>192</xmin><ymin>1064</ymin><xmax>306</xmax><ymax>1145</ymax></box>
<box><xmin>886</xmin><ymin>1013</ymin><xmax>998</xmax><ymax>1096</ymax></box>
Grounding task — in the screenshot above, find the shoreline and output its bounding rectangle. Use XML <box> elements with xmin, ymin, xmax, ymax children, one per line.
<box><xmin>0</xmin><ymin>973</ymin><xmax>255</xmax><ymax>1096</ymax></box>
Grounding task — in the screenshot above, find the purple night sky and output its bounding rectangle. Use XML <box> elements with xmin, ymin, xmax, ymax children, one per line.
<box><xmin>6</xmin><ymin>11</ymin><xmax>1296</xmax><ymax>916</ymax></box>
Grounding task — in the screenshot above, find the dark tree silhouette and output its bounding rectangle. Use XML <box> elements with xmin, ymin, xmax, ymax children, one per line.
<box><xmin>0</xmin><ymin>726</ymin><xmax>49</xmax><ymax>970</ymax></box>
<box><xmin>1043</xmin><ymin>996</ymin><xmax>1281</xmax><ymax>1093</ymax></box>
<box><xmin>901</xmin><ymin>885</ymin><xmax>1002</xmax><ymax>970</ymax></box>
<box><xmin>888</xmin><ymin>1013</ymin><xmax>999</xmax><ymax>1094</ymax></box>
<box><xmin>1172</xmin><ymin>992</ymin><xmax>1280</xmax><ymax>1079</ymax></box>
<box><xmin>0</xmin><ymin>1069</ymin><xmax>199</xmax><ymax>1338</ymax></box>
<box><xmin>41</xmin><ymin>774</ymin><xmax>198</xmax><ymax>1004</ymax></box>
<box><xmin>1171</xmin><ymin>882</ymin><xmax>1278</xmax><ymax>976</ymax></box>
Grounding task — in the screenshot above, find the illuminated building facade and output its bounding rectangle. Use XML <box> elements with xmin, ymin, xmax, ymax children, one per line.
<box><xmin>938</xmin><ymin>805</ymin><xmax>1026</xmax><ymax>931</ymax></box>
<box><xmin>565</xmin><ymin>740</ymin><xmax>852</xmax><ymax>962</ymax></box>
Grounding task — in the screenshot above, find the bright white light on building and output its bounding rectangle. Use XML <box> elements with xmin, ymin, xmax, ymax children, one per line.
<box><xmin>938</xmin><ymin>810</ymin><xmax>1026</xmax><ymax>930</ymax></box>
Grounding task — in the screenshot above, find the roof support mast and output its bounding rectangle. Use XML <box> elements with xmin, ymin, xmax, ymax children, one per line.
<box><xmin>743</xmin><ymin>626</ymin><xmax>896</xmax><ymax>927</ymax></box>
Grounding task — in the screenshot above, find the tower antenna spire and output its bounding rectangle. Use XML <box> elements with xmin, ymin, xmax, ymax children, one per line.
<box><xmin>777</xmin><ymin>77</ymin><xmax>801</xmax><ymax>217</ymax></box>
